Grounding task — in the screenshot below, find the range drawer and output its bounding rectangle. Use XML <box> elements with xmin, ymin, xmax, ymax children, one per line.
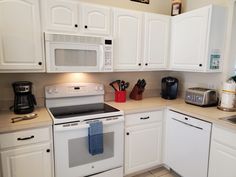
<box><xmin>0</xmin><ymin>127</ymin><xmax>51</xmax><ymax>149</ymax></box>
<box><xmin>125</xmin><ymin>110</ymin><xmax>163</xmax><ymax>126</ymax></box>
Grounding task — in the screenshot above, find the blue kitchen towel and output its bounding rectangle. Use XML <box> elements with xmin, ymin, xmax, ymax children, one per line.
<box><xmin>88</xmin><ymin>121</ymin><xmax>104</xmax><ymax>155</ymax></box>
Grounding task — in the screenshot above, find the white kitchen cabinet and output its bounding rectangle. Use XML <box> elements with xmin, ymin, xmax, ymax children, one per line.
<box><xmin>125</xmin><ymin>110</ymin><xmax>163</xmax><ymax>175</ymax></box>
<box><xmin>43</xmin><ymin>0</ymin><xmax>111</xmax><ymax>35</ymax></box>
<box><xmin>80</xmin><ymin>3</ymin><xmax>111</xmax><ymax>35</ymax></box>
<box><xmin>143</xmin><ymin>13</ymin><xmax>170</xmax><ymax>70</ymax></box>
<box><xmin>0</xmin><ymin>0</ymin><xmax>44</xmax><ymax>72</ymax></box>
<box><xmin>113</xmin><ymin>8</ymin><xmax>143</xmax><ymax>71</ymax></box>
<box><xmin>113</xmin><ymin>8</ymin><xmax>170</xmax><ymax>71</ymax></box>
<box><xmin>208</xmin><ymin>125</ymin><xmax>236</xmax><ymax>177</ymax></box>
<box><xmin>45</xmin><ymin>0</ymin><xmax>79</xmax><ymax>33</ymax></box>
<box><xmin>170</xmin><ymin>5</ymin><xmax>227</xmax><ymax>72</ymax></box>
<box><xmin>0</xmin><ymin>127</ymin><xmax>54</xmax><ymax>177</ymax></box>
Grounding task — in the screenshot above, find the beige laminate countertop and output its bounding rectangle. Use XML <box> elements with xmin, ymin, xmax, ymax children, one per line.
<box><xmin>0</xmin><ymin>107</ymin><xmax>52</xmax><ymax>134</ymax></box>
<box><xmin>107</xmin><ymin>97</ymin><xmax>236</xmax><ymax>131</ymax></box>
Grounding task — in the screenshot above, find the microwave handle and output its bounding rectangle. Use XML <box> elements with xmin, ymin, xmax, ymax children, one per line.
<box><xmin>99</xmin><ymin>45</ymin><xmax>105</xmax><ymax>71</ymax></box>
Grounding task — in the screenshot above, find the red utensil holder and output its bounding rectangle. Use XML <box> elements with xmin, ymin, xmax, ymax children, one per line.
<box><xmin>115</xmin><ymin>91</ymin><xmax>126</xmax><ymax>103</ymax></box>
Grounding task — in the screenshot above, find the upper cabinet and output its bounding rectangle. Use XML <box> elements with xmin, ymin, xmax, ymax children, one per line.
<box><xmin>170</xmin><ymin>5</ymin><xmax>227</xmax><ymax>72</ymax></box>
<box><xmin>0</xmin><ymin>0</ymin><xmax>44</xmax><ymax>72</ymax></box>
<box><xmin>143</xmin><ymin>13</ymin><xmax>170</xmax><ymax>70</ymax></box>
<box><xmin>43</xmin><ymin>0</ymin><xmax>111</xmax><ymax>36</ymax></box>
<box><xmin>45</xmin><ymin>0</ymin><xmax>79</xmax><ymax>32</ymax></box>
<box><xmin>80</xmin><ymin>4</ymin><xmax>111</xmax><ymax>35</ymax></box>
<box><xmin>113</xmin><ymin>9</ymin><xmax>170</xmax><ymax>71</ymax></box>
<box><xmin>113</xmin><ymin>8</ymin><xmax>143</xmax><ymax>71</ymax></box>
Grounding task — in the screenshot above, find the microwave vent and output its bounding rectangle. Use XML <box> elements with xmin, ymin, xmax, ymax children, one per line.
<box><xmin>45</xmin><ymin>33</ymin><xmax>103</xmax><ymax>44</ymax></box>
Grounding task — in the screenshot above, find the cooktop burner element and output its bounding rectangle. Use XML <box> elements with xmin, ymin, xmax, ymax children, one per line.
<box><xmin>50</xmin><ymin>103</ymin><xmax>120</xmax><ymax>119</ymax></box>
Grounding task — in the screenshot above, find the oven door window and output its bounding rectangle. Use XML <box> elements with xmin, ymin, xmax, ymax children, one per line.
<box><xmin>68</xmin><ymin>132</ymin><xmax>114</xmax><ymax>167</ymax></box>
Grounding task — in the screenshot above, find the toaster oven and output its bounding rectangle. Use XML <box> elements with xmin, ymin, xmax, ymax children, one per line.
<box><xmin>185</xmin><ymin>87</ymin><xmax>218</xmax><ymax>107</ymax></box>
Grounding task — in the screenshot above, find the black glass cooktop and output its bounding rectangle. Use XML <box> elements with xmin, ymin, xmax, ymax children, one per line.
<box><xmin>49</xmin><ymin>103</ymin><xmax>120</xmax><ymax>119</ymax></box>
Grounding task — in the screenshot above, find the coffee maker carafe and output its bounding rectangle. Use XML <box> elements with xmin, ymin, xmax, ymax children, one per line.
<box><xmin>12</xmin><ymin>81</ymin><xmax>37</xmax><ymax>114</ymax></box>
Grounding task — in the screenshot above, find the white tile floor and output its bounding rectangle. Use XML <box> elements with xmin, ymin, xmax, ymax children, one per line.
<box><xmin>133</xmin><ymin>167</ymin><xmax>180</xmax><ymax>177</ymax></box>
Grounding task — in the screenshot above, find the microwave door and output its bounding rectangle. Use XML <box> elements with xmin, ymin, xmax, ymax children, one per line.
<box><xmin>47</xmin><ymin>43</ymin><xmax>100</xmax><ymax>73</ymax></box>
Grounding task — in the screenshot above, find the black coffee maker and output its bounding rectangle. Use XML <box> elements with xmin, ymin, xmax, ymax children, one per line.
<box><xmin>161</xmin><ymin>77</ymin><xmax>179</xmax><ymax>100</ymax></box>
<box><xmin>12</xmin><ymin>81</ymin><xmax>37</xmax><ymax>114</ymax></box>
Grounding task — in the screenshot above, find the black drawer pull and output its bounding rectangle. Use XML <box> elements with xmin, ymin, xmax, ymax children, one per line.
<box><xmin>140</xmin><ymin>116</ymin><xmax>150</xmax><ymax>120</ymax></box>
<box><xmin>17</xmin><ymin>135</ymin><xmax>34</xmax><ymax>141</ymax></box>
<box><xmin>126</xmin><ymin>132</ymin><xmax>130</xmax><ymax>135</ymax></box>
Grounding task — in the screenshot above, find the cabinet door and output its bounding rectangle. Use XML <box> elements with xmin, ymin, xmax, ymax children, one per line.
<box><xmin>125</xmin><ymin>123</ymin><xmax>162</xmax><ymax>175</ymax></box>
<box><xmin>208</xmin><ymin>126</ymin><xmax>236</xmax><ymax>177</ymax></box>
<box><xmin>1</xmin><ymin>143</ymin><xmax>53</xmax><ymax>177</ymax></box>
<box><xmin>143</xmin><ymin>13</ymin><xmax>170</xmax><ymax>70</ymax></box>
<box><xmin>170</xmin><ymin>6</ymin><xmax>210</xmax><ymax>71</ymax></box>
<box><xmin>113</xmin><ymin>9</ymin><xmax>143</xmax><ymax>71</ymax></box>
<box><xmin>46</xmin><ymin>0</ymin><xmax>78</xmax><ymax>32</ymax></box>
<box><xmin>0</xmin><ymin>0</ymin><xmax>44</xmax><ymax>71</ymax></box>
<box><xmin>81</xmin><ymin>4</ymin><xmax>111</xmax><ymax>35</ymax></box>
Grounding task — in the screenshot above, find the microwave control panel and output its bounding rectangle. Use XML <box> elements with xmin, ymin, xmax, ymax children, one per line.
<box><xmin>103</xmin><ymin>39</ymin><xmax>113</xmax><ymax>72</ymax></box>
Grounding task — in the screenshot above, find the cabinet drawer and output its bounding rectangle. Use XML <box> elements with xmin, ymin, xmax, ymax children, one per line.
<box><xmin>212</xmin><ymin>125</ymin><xmax>236</xmax><ymax>148</ymax></box>
<box><xmin>125</xmin><ymin>110</ymin><xmax>163</xmax><ymax>126</ymax></box>
<box><xmin>0</xmin><ymin>127</ymin><xmax>51</xmax><ymax>149</ymax></box>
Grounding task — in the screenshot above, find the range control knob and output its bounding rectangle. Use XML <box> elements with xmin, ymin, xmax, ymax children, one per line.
<box><xmin>47</xmin><ymin>89</ymin><xmax>53</xmax><ymax>94</ymax></box>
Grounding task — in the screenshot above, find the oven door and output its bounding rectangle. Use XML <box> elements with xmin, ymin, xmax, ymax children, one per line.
<box><xmin>53</xmin><ymin>116</ymin><xmax>124</xmax><ymax>177</ymax></box>
<box><xmin>46</xmin><ymin>42</ymin><xmax>104</xmax><ymax>73</ymax></box>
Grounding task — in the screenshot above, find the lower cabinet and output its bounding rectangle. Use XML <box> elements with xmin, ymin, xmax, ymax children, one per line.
<box><xmin>124</xmin><ymin>110</ymin><xmax>163</xmax><ymax>175</ymax></box>
<box><xmin>0</xmin><ymin>127</ymin><xmax>54</xmax><ymax>177</ymax></box>
<box><xmin>208</xmin><ymin>125</ymin><xmax>236</xmax><ymax>177</ymax></box>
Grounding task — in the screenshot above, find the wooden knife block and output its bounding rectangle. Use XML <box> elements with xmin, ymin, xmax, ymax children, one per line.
<box><xmin>129</xmin><ymin>85</ymin><xmax>144</xmax><ymax>100</ymax></box>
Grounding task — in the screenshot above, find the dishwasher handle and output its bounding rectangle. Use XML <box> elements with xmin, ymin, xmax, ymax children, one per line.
<box><xmin>171</xmin><ymin>118</ymin><xmax>203</xmax><ymax>130</ymax></box>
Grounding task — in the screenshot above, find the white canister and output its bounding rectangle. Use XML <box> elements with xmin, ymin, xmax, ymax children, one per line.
<box><xmin>220</xmin><ymin>82</ymin><xmax>236</xmax><ymax>109</ymax></box>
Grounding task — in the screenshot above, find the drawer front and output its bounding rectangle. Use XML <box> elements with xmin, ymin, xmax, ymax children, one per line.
<box><xmin>125</xmin><ymin>110</ymin><xmax>163</xmax><ymax>126</ymax></box>
<box><xmin>212</xmin><ymin>125</ymin><xmax>236</xmax><ymax>148</ymax></box>
<box><xmin>0</xmin><ymin>127</ymin><xmax>51</xmax><ymax>149</ymax></box>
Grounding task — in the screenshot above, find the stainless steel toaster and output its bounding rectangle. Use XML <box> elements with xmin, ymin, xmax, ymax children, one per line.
<box><xmin>185</xmin><ymin>87</ymin><xmax>218</xmax><ymax>106</ymax></box>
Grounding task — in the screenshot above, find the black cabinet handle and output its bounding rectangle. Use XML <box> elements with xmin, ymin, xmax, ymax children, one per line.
<box><xmin>84</xmin><ymin>25</ymin><xmax>88</xmax><ymax>29</ymax></box>
<box><xmin>185</xmin><ymin>117</ymin><xmax>188</xmax><ymax>120</ymax></box>
<box><xmin>138</xmin><ymin>63</ymin><xmax>141</xmax><ymax>66</ymax></box>
<box><xmin>38</xmin><ymin>62</ymin><xmax>42</xmax><ymax>66</ymax></box>
<box><xmin>145</xmin><ymin>63</ymin><xmax>148</xmax><ymax>66</ymax></box>
<box><xmin>17</xmin><ymin>135</ymin><xmax>34</xmax><ymax>141</ymax></box>
<box><xmin>126</xmin><ymin>132</ymin><xmax>129</xmax><ymax>135</ymax></box>
<box><xmin>140</xmin><ymin>116</ymin><xmax>150</xmax><ymax>120</ymax></box>
<box><xmin>74</xmin><ymin>24</ymin><xmax>78</xmax><ymax>28</ymax></box>
<box><xmin>46</xmin><ymin>149</ymin><xmax>50</xmax><ymax>153</ymax></box>
<box><xmin>199</xmin><ymin>64</ymin><xmax>202</xmax><ymax>67</ymax></box>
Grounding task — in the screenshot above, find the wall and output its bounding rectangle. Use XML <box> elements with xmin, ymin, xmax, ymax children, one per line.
<box><xmin>0</xmin><ymin>72</ymin><xmax>168</xmax><ymax>110</ymax></box>
<box><xmin>182</xmin><ymin>0</ymin><xmax>228</xmax><ymax>12</ymax></box>
<box><xmin>78</xmin><ymin>0</ymin><xmax>172</xmax><ymax>15</ymax></box>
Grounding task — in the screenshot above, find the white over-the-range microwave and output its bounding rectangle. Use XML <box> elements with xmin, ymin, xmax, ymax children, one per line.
<box><xmin>44</xmin><ymin>33</ymin><xmax>113</xmax><ymax>73</ymax></box>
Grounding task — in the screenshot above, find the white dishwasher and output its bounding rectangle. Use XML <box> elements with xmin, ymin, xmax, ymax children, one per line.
<box><xmin>165</xmin><ymin>110</ymin><xmax>212</xmax><ymax>177</ymax></box>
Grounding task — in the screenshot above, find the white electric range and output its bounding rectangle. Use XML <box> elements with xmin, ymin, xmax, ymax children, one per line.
<box><xmin>45</xmin><ymin>83</ymin><xmax>124</xmax><ymax>177</ymax></box>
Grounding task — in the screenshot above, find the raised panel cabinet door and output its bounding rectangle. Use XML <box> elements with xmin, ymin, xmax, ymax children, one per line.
<box><xmin>46</xmin><ymin>0</ymin><xmax>78</xmax><ymax>32</ymax></box>
<box><xmin>125</xmin><ymin>123</ymin><xmax>162</xmax><ymax>175</ymax></box>
<box><xmin>143</xmin><ymin>13</ymin><xmax>170</xmax><ymax>70</ymax></box>
<box><xmin>170</xmin><ymin>6</ymin><xmax>210</xmax><ymax>71</ymax></box>
<box><xmin>0</xmin><ymin>0</ymin><xmax>43</xmax><ymax>71</ymax></box>
<box><xmin>81</xmin><ymin>4</ymin><xmax>111</xmax><ymax>35</ymax></box>
<box><xmin>1</xmin><ymin>143</ymin><xmax>53</xmax><ymax>177</ymax></box>
<box><xmin>113</xmin><ymin>9</ymin><xmax>143</xmax><ymax>71</ymax></box>
<box><xmin>208</xmin><ymin>140</ymin><xmax>236</xmax><ymax>177</ymax></box>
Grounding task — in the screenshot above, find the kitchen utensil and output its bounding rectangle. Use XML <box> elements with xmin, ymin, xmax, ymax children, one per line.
<box><xmin>130</xmin><ymin>79</ymin><xmax>147</xmax><ymax>100</ymax></box>
<box><xmin>11</xmin><ymin>113</ymin><xmax>38</xmax><ymax>123</ymax></box>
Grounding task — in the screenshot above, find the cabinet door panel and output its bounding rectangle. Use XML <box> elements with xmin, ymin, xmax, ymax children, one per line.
<box><xmin>170</xmin><ymin>7</ymin><xmax>209</xmax><ymax>71</ymax></box>
<box><xmin>125</xmin><ymin>123</ymin><xmax>162</xmax><ymax>175</ymax></box>
<box><xmin>81</xmin><ymin>4</ymin><xmax>110</xmax><ymax>35</ymax></box>
<box><xmin>144</xmin><ymin>14</ymin><xmax>170</xmax><ymax>70</ymax></box>
<box><xmin>0</xmin><ymin>0</ymin><xmax>43</xmax><ymax>71</ymax></box>
<box><xmin>209</xmin><ymin>141</ymin><xmax>236</xmax><ymax>177</ymax></box>
<box><xmin>46</xmin><ymin>0</ymin><xmax>78</xmax><ymax>32</ymax></box>
<box><xmin>113</xmin><ymin>9</ymin><xmax>142</xmax><ymax>71</ymax></box>
<box><xmin>1</xmin><ymin>143</ymin><xmax>52</xmax><ymax>177</ymax></box>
